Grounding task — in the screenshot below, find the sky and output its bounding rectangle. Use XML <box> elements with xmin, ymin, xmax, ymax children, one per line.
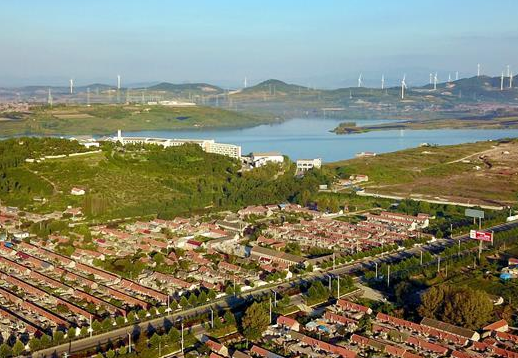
<box><xmin>1</xmin><ymin>0</ymin><xmax>517</xmax><ymax>88</ymax></box>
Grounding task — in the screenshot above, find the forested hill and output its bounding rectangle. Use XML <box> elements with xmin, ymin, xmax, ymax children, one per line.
<box><xmin>0</xmin><ymin>138</ymin><xmax>330</xmax><ymax>219</ymax></box>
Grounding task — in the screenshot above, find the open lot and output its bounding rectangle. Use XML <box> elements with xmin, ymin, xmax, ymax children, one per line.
<box><xmin>328</xmin><ymin>139</ymin><xmax>518</xmax><ymax>207</ymax></box>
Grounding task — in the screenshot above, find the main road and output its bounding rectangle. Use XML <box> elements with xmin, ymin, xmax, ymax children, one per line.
<box><xmin>33</xmin><ymin>220</ymin><xmax>518</xmax><ymax>358</ymax></box>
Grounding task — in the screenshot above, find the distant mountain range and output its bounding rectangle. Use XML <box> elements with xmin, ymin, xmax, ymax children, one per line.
<box><xmin>1</xmin><ymin>75</ymin><xmax>516</xmax><ymax>108</ymax></box>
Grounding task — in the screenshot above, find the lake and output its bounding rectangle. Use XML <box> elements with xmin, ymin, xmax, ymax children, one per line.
<box><xmin>121</xmin><ymin>118</ymin><xmax>518</xmax><ymax>162</ymax></box>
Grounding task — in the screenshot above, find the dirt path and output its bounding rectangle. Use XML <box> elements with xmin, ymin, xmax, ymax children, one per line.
<box><xmin>446</xmin><ymin>147</ymin><xmax>495</xmax><ymax>164</ymax></box>
<box><xmin>25</xmin><ymin>167</ymin><xmax>59</xmax><ymax>195</ymax></box>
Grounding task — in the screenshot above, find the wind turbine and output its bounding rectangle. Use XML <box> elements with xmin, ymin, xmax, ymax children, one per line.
<box><xmin>401</xmin><ymin>74</ymin><xmax>407</xmax><ymax>100</ymax></box>
<box><xmin>455</xmin><ymin>71</ymin><xmax>459</xmax><ymax>81</ymax></box>
<box><xmin>477</xmin><ymin>63</ymin><xmax>481</xmax><ymax>77</ymax></box>
<box><xmin>381</xmin><ymin>74</ymin><xmax>385</xmax><ymax>90</ymax></box>
<box><xmin>69</xmin><ymin>79</ymin><xmax>74</xmax><ymax>94</ymax></box>
<box><xmin>510</xmin><ymin>71</ymin><xmax>514</xmax><ymax>89</ymax></box>
<box><xmin>448</xmin><ymin>73</ymin><xmax>452</xmax><ymax>83</ymax></box>
<box><xmin>433</xmin><ymin>73</ymin><xmax>438</xmax><ymax>90</ymax></box>
<box><xmin>117</xmin><ymin>75</ymin><xmax>121</xmax><ymax>90</ymax></box>
<box><xmin>244</xmin><ymin>77</ymin><xmax>248</xmax><ymax>88</ymax></box>
<box><xmin>507</xmin><ymin>65</ymin><xmax>510</xmax><ymax>77</ymax></box>
<box><xmin>357</xmin><ymin>73</ymin><xmax>363</xmax><ymax>88</ymax></box>
<box><xmin>500</xmin><ymin>72</ymin><xmax>504</xmax><ymax>91</ymax></box>
<box><xmin>47</xmin><ymin>88</ymin><xmax>53</xmax><ymax>106</ymax></box>
<box><xmin>429</xmin><ymin>73</ymin><xmax>433</xmax><ymax>85</ymax></box>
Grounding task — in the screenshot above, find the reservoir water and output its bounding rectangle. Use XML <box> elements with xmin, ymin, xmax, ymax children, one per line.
<box><xmin>122</xmin><ymin>118</ymin><xmax>518</xmax><ymax>162</ymax></box>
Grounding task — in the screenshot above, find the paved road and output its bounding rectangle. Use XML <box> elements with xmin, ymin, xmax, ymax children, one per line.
<box><xmin>356</xmin><ymin>191</ymin><xmax>504</xmax><ymax>210</ymax></box>
<box><xmin>33</xmin><ymin>220</ymin><xmax>518</xmax><ymax>358</ymax></box>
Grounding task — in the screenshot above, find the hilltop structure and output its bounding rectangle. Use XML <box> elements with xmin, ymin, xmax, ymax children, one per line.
<box><xmin>112</xmin><ymin>130</ymin><xmax>241</xmax><ymax>159</ymax></box>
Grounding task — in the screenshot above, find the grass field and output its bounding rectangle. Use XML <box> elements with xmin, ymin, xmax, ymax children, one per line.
<box><xmin>0</xmin><ymin>104</ymin><xmax>272</xmax><ymax>136</ymax></box>
<box><xmin>327</xmin><ymin>139</ymin><xmax>518</xmax><ymax>206</ymax></box>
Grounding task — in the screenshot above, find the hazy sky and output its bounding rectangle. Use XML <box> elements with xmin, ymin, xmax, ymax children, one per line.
<box><xmin>1</xmin><ymin>0</ymin><xmax>517</xmax><ymax>87</ymax></box>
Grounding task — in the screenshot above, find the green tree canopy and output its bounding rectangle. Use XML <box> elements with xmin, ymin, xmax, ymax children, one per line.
<box><xmin>241</xmin><ymin>302</ymin><xmax>270</xmax><ymax>341</ymax></box>
<box><xmin>418</xmin><ymin>285</ymin><xmax>493</xmax><ymax>329</ymax></box>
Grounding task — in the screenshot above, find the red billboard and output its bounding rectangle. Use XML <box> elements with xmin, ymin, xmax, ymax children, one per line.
<box><xmin>470</xmin><ymin>230</ymin><xmax>493</xmax><ymax>243</ymax></box>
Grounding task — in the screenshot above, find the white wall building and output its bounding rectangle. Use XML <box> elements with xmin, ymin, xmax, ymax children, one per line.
<box><xmin>250</xmin><ymin>152</ymin><xmax>284</xmax><ymax>167</ymax></box>
<box><xmin>113</xmin><ymin>130</ymin><xmax>241</xmax><ymax>159</ymax></box>
<box><xmin>296</xmin><ymin>158</ymin><xmax>322</xmax><ymax>172</ymax></box>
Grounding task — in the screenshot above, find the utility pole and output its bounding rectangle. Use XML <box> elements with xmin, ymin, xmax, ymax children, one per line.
<box><xmin>328</xmin><ymin>275</ymin><xmax>332</xmax><ymax>291</ymax></box>
<box><xmin>450</xmin><ymin>223</ymin><xmax>453</xmax><ymax>239</ymax></box>
<box><xmin>128</xmin><ymin>333</ymin><xmax>132</xmax><ymax>353</ymax></box>
<box><xmin>337</xmin><ymin>276</ymin><xmax>340</xmax><ymax>298</ymax></box>
<box><xmin>387</xmin><ymin>265</ymin><xmax>390</xmax><ymax>287</ymax></box>
<box><xmin>458</xmin><ymin>239</ymin><xmax>461</xmax><ymax>257</ymax></box>
<box><xmin>333</xmin><ymin>252</ymin><xmax>336</xmax><ymax>269</ymax></box>
<box><xmin>269</xmin><ymin>297</ymin><xmax>272</xmax><ymax>324</ymax></box>
<box><xmin>437</xmin><ymin>256</ymin><xmax>441</xmax><ymax>274</ymax></box>
<box><xmin>210</xmin><ymin>308</ymin><xmax>214</xmax><ymax>329</ymax></box>
<box><xmin>420</xmin><ymin>251</ymin><xmax>423</xmax><ymax>266</ymax></box>
<box><xmin>181</xmin><ymin>322</ymin><xmax>184</xmax><ymax>355</ymax></box>
<box><xmin>375</xmin><ymin>262</ymin><xmax>378</xmax><ymax>279</ymax></box>
<box><xmin>274</xmin><ymin>291</ymin><xmax>277</xmax><ymax>307</ymax></box>
<box><xmin>89</xmin><ymin>315</ymin><xmax>93</xmax><ymax>337</ymax></box>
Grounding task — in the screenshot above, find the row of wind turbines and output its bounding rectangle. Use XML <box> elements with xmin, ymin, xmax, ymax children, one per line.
<box><xmin>356</xmin><ymin>64</ymin><xmax>514</xmax><ymax>100</ymax></box>
<box><xmin>67</xmin><ymin>75</ymin><xmax>122</xmax><ymax>95</ymax></box>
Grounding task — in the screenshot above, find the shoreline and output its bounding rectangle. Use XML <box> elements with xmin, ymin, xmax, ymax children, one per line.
<box><xmin>332</xmin><ymin>116</ymin><xmax>518</xmax><ymax>135</ymax></box>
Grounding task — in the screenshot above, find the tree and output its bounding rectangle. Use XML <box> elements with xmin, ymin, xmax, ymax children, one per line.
<box><xmin>0</xmin><ymin>344</ymin><xmax>12</xmax><ymax>358</ymax></box>
<box><xmin>418</xmin><ymin>285</ymin><xmax>493</xmax><ymax>329</ymax></box>
<box><xmin>12</xmin><ymin>340</ymin><xmax>24</xmax><ymax>357</ymax></box>
<box><xmin>53</xmin><ymin>330</ymin><xmax>65</xmax><ymax>343</ymax></box>
<box><xmin>188</xmin><ymin>293</ymin><xmax>198</xmax><ymax>307</ymax></box>
<box><xmin>106</xmin><ymin>349</ymin><xmax>116</xmax><ymax>358</ymax></box>
<box><xmin>28</xmin><ymin>337</ymin><xmax>41</xmax><ymax>352</ymax></box>
<box><xmin>179</xmin><ymin>296</ymin><xmax>189</xmax><ymax>308</ymax></box>
<box><xmin>102</xmin><ymin>317</ymin><xmax>113</xmax><ymax>330</ymax></box>
<box><xmin>137</xmin><ymin>309</ymin><xmax>148</xmax><ymax>320</ymax></box>
<box><xmin>198</xmin><ymin>290</ymin><xmax>207</xmax><ymax>303</ymax></box>
<box><xmin>224</xmin><ymin>310</ymin><xmax>236</xmax><ymax>326</ymax></box>
<box><xmin>208</xmin><ymin>290</ymin><xmax>217</xmax><ymax>300</ymax></box>
<box><xmin>241</xmin><ymin>302</ymin><xmax>270</xmax><ymax>341</ymax></box>
<box><xmin>40</xmin><ymin>334</ymin><xmax>51</xmax><ymax>348</ymax></box>
<box><xmin>149</xmin><ymin>332</ymin><xmax>161</xmax><ymax>348</ymax></box>
<box><xmin>116</xmin><ymin>315</ymin><xmax>126</xmax><ymax>326</ymax></box>
<box><xmin>168</xmin><ymin>327</ymin><xmax>180</xmax><ymax>341</ymax></box>
<box><xmin>118</xmin><ymin>346</ymin><xmax>128</xmax><ymax>355</ymax></box>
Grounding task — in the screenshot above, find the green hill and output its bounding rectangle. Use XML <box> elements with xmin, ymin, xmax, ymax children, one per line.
<box><xmin>0</xmin><ymin>104</ymin><xmax>271</xmax><ymax>137</ymax></box>
<box><xmin>241</xmin><ymin>79</ymin><xmax>309</xmax><ymax>95</ymax></box>
<box><xmin>0</xmin><ymin>137</ymin><xmax>329</xmax><ymax>219</ymax></box>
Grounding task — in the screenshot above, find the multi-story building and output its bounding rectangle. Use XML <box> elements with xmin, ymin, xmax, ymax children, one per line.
<box><xmin>296</xmin><ymin>158</ymin><xmax>322</xmax><ymax>172</ymax></box>
<box><xmin>112</xmin><ymin>130</ymin><xmax>241</xmax><ymax>159</ymax></box>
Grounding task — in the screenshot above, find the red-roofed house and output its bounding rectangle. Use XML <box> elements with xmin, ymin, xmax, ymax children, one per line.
<box><xmin>483</xmin><ymin>319</ymin><xmax>509</xmax><ymax>333</ymax></box>
<box><xmin>277</xmin><ymin>315</ymin><xmax>300</xmax><ymax>331</ymax></box>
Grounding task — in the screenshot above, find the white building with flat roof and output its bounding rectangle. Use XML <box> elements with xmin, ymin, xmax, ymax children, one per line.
<box><xmin>296</xmin><ymin>158</ymin><xmax>322</xmax><ymax>172</ymax></box>
<box><xmin>250</xmin><ymin>152</ymin><xmax>284</xmax><ymax>167</ymax></box>
<box><xmin>112</xmin><ymin>130</ymin><xmax>241</xmax><ymax>159</ymax></box>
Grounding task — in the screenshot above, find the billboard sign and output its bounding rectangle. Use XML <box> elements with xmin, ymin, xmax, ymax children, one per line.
<box><xmin>470</xmin><ymin>230</ymin><xmax>493</xmax><ymax>243</ymax></box>
<box><xmin>465</xmin><ymin>209</ymin><xmax>484</xmax><ymax>219</ymax></box>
